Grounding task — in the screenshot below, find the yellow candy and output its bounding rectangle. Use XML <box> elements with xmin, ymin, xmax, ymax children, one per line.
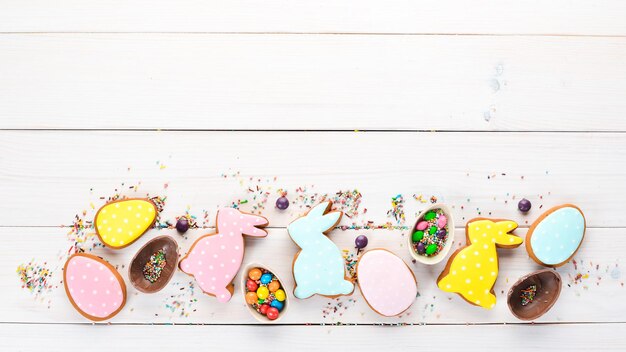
<box><xmin>275</xmin><ymin>289</ymin><xmax>286</xmax><ymax>302</ymax></box>
<box><xmin>257</xmin><ymin>286</ymin><xmax>269</xmax><ymax>300</ymax></box>
<box><xmin>95</xmin><ymin>199</ymin><xmax>157</xmax><ymax>249</ymax></box>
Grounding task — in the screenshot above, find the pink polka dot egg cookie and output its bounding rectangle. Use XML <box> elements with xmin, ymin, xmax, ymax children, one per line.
<box><xmin>408</xmin><ymin>203</ymin><xmax>455</xmax><ymax>265</ymax></box>
<box><xmin>63</xmin><ymin>253</ymin><xmax>127</xmax><ymax>321</ymax></box>
<box><xmin>241</xmin><ymin>263</ymin><xmax>288</xmax><ymax>322</ymax></box>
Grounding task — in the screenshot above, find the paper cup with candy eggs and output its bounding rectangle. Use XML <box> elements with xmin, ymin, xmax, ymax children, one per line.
<box><xmin>408</xmin><ymin>203</ymin><xmax>455</xmax><ymax>265</ymax></box>
<box><xmin>241</xmin><ymin>263</ymin><xmax>288</xmax><ymax>322</ymax></box>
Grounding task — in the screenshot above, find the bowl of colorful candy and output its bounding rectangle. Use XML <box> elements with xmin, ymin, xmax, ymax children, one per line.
<box><xmin>407</xmin><ymin>203</ymin><xmax>455</xmax><ymax>265</ymax></box>
<box><xmin>241</xmin><ymin>263</ymin><xmax>288</xmax><ymax>322</ymax></box>
<box><xmin>129</xmin><ymin>235</ymin><xmax>179</xmax><ymax>293</ymax></box>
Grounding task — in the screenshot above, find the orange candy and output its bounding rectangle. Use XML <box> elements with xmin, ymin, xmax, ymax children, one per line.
<box><xmin>245</xmin><ymin>291</ymin><xmax>258</xmax><ymax>304</ymax></box>
<box><xmin>268</xmin><ymin>280</ymin><xmax>280</xmax><ymax>292</ymax></box>
<box><xmin>248</xmin><ymin>268</ymin><xmax>262</xmax><ymax>280</ymax></box>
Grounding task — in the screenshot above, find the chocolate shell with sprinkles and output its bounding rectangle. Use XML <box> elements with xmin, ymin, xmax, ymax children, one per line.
<box><xmin>129</xmin><ymin>236</ymin><xmax>179</xmax><ymax>293</ymax></box>
<box><xmin>507</xmin><ymin>269</ymin><xmax>562</xmax><ymax>321</ymax></box>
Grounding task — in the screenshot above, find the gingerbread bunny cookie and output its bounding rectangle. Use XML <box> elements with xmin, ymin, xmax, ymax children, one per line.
<box><xmin>287</xmin><ymin>201</ymin><xmax>354</xmax><ymax>299</ymax></box>
<box><xmin>180</xmin><ymin>208</ymin><xmax>268</xmax><ymax>302</ymax></box>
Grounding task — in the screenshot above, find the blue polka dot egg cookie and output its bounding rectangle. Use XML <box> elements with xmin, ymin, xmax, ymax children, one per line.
<box><xmin>525</xmin><ymin>204</ymin><xmax>586</xmax><ymax>267</ymax></box>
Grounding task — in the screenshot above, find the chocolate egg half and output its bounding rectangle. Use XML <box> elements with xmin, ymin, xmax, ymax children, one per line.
<box><xmin>64</xmin><ymin>253</ymin><xmax>126</xmax><ymax>321</ymax></box>
<box><xmin>507</xmin><ymin>269</ymin><xmax>562</xmax><ymax>321</ymax></box>
<box><xmin>129</xmin><ymin>236</ymin><xmax>179</xmax><ymax>293</ymax></box>
<box><xmin>357</xmin><ymin>249</ymin><xmax>418</xmax><ymax>317</ymax></box>
<box><xmin>526</xmin><ymin>204</ymin><xmax>585</xmax><ymax>267</ymax></box>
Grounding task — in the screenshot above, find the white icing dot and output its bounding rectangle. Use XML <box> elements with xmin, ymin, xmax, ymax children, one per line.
<box><xmin>446</xmin><ymin>284</ymin><xmax>451</xmax><ymax>289</ymax></box>
<box><xmin>461</xmin><ymin>254</ymin><xmax>466</xmax><ymax>259</ymax></box>
<box><xmin>82</xmin><ymin>275</ymin><xmax>87</xmax><ymax>280</ymax></box>
<box><xmin>476</xmin><ymin>263</ymin><xmax>481</xmax><ymax>268</ymax></box>
<box><xmin>115</xmin><ymin>204</ymin><xmax>119</xmax><ymax>208</ymax></box>
<box><xmin>461</xmin><ymin>266</ymin><xmax>466</xmax><ymax>271</ymax></box>
<box><xmin>465</xmin><ymin>279</ymin><xmax>471</xmax><ymax>284</ymax></box>
<box><xmin>491</xmin><ymin>271</ymin><xmax>496</xmax><ymax>276</ymax></box>
<box><xmin>452</xmin><ymin>270</ymin><xmax>457</xmax><ymax>275</ymax></box>
<box><xmin>474</xmin><ymin>251</ymin><xmax>479</xmax><ymax>256</ymax></box>
<box><xmin>92</xmin><ymin>290</ymin><xmax>98</xmax><ymax>295</ymax></box>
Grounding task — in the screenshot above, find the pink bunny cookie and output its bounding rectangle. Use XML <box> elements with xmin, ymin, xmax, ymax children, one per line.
<box><xmin>179</xmin><ymin>208</ymin><xmax>268</xmax><ymax>302</ymax></box>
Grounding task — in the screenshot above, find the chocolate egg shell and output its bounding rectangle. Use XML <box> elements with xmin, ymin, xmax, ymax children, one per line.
<box><xmin>240</xmin><ymin>263</ymin><xmax>288</xmax><ymax>323</ymax></box>
<box><xmin>129</xmin><ymin>236</ymin><xmax>179</xmax><ymax>293</ymax></box>
<box><xmin>407</xmin><ymin>203</ymin><xmax>455</xmax><ymax>265</ymax></box>
<box><xmin>526</xmin><ymin>204</ymin><xmax>585</xmax><ymax>267</ymax></box>
<box><xmin>63</xmin><ymin>253</ymin><xmax>127</xmax><ymax>321</ymax></box>
<box><xmin>507</xmin><ymin>269</ymin><xmax>562</xmax><ymax>321</ymax></box>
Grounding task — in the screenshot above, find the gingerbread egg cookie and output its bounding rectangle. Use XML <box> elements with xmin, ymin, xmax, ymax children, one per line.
<box><xmin>63</xmin><ymin>253</ymin><xmax>127</xmax><ymax>321</ymax></box>
<box><xmin>526</xmin><ymin>204</ymin><xmax>585</xmax><ymax>267</ymax></box>
<box><xmin>437</xmin><ymin>218</ymin><xmax>523</xmax><ymax>309</ymax></box>
<box><xmin>94</xmin><ymin>198</ymin><xmax>157</xmax><ymax>249</ymax></box>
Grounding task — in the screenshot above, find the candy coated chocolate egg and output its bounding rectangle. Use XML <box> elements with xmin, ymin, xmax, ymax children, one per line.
<box><xmin>412</xmin><ymin>231</ymin><xmax>424</xmax><ymax>242</ymax></box>
<box><xmin>518</xmin><ymin>198</ymin><xmax>532</xmax><ymax>213</ymax></box>
<box><xmin>416</xmin><ymin>221</ymin><xmax>428</xmax><ymax>231</ymax></box>
<box><xmin>257</xmin><ymin>286</ymin><xmax>269</xmax><ymax>300</ymax></box>
<box><xmin>426</xmin><ymin>244</ymin><xmax>438</xmax><ymax>255</ymax></box>
<box><xmin>437</xmin><ymin>229</ymin><xmax>447</xmax><ymax>239</ymax></box>
<box><xmin>357</xmin><ymin>249</ymin><xmax>417</xmax><ymax>317</ymax></box>
<box><xmin>276</xmin><ymin>196</ymin><xmax>290</xmax><ymax>210</ymax></box>
<box><xmin>259</xmin><ymin>304</ymin><xmax>270</xmax><ymax>315</ymax></box>
<box><xmin>416</xmin><ymin>242</ymin><xmax>426</xmax><ymax>254</ymax></box>
<box><xmin>268</xmin><ymin>280</ymin><xmax>280</xmax><ymax>292</ymax></box>
<box><xmin>270</xmin><ymin>299</ymin><xmax>284</xmax><ymax>311</ymax></box>
<box><xmin>527</xmin><ymin>205</ymin><xmax>585</xmax><ymax>267</ymax></box>
<box><xmin>266</xmin><ymin>307</ymin><xmax>279</xmax><ymax>320</ymax></box>
<box><xmin>175</xmin><ymin>217</ymin><xmax>189</xmax><ymax>233</ymax></box>
<box><xmin>245</xmin><ymin>291</ymin><xmax>258</xmax><ymax>304</ymax></box>
<box><xmin>249</xmin><ymin>268</ymin><xmax>262</xmax><ymax>280</ymax></box>
<box><xmin>64</xmin><ymin>253</ymin><xmax>126</xmax><ymax>321</ymax></box>
<box><xmin>246</xmin><ymin>279</ymin><xmax>258</xmax><ymax>292</ymax></box>
<box><xmin>355</xmin><ymin>235</ymin><xmax>369</xmax><ymax>249</ymax></box>
<box><xmin>275</xmin><ymin>289</ymin><xmax>286</xmax><ymax>301</ymax></box>
<box><xmin>260</xmin><ymin>273</ymin><xmax>272</xmax><ymax>285</ymax></box>
<box><xmin>437</xmin><ymin>215</ymin><xmax>447</xmax><ymax>228</ymax></box>
<box><xmin>429</xmin><ymin>226</ymin><xmax>438</xmax><ymax>235</ymax></box>
<box><xmin>424</xmin><ymin>211</ymin><xmax>436</xmax><ymax>221</ymax></box>
<box><xmin>95</xmin><ymin>199</ymin><xmax>157</xmax><ymax>249</ymax></box>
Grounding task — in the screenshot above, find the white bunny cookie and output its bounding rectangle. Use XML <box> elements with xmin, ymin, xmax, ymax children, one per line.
<box><xmin>288</xmin><ymin>201</ymin><xmax>354</xmax><ymax>299</ymax></box>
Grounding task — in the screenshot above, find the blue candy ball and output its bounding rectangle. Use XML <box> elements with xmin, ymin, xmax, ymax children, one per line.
<box><xmin>270</xmin><ymin>299</ymin><xmax>284</xmax><ymax>311</ymax></box>
<box><xmin>260</xmin><ymin>273</ymin><xmax>273</xmax><ymax>285</ymax></box>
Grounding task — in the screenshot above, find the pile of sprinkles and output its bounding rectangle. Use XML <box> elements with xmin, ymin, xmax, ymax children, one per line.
<box><xmin>520</xmin><ymin>284</ymin><xmax>538</xmax><ymax>306</ymax></box>
<box><xmin>244</xmin><ymin>268</ymin><xmax>286</xmax><ymax>321</ymax></box>
<box><xmin>411</xmin><ymin>208</ymin><xmax>448</xmax><ymax>256</ymax></box>
<box><xmin>387</xmin><ymin>194</ymin><xmax>406</xmax><ymax>225</ymax></box>
<box><xmin>16</xmin><ymin>261</ymin><xmax>54</xmax><ymax>296</ymax></box>
<box><xmin>143</xmin><ymin>249</ymin><xmax>167</xmax><ymax>283</ymax></box>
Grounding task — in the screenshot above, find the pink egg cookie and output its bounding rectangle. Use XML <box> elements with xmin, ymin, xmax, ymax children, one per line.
<box><xmin>63</xmin><ymin>253</ymin><xmax>127</xmax><ymax>321</ymax></box>
<box><xmin>356</xmin><ymin>249</ymin><xmax>418</xmax><ymax>317</ymax></box>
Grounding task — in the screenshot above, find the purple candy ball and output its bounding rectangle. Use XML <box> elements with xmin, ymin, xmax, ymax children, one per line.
<box><xmin>355</xmin><ymin>235</ymin><xmax>368</xmax><ymax>249</ymax></box>
<box><xmin>518</xmin><ymin>198</ymin><xmax>532</xmax><ymax>213</ymax></box>
<box><xmin>276</xmin><ymin>196</ymin><xmax>290</xmax><ymax>210</ymax></box>
<box><xmin>416</xmin><ymin>242</ymin><xmax>426</xmax><ymax>254</ymax></box>
<box><xmin>176</xmin><ymin>217</ymin><xmax>189</xmax><ymax>233</ymax></box>
<box><xmin>437</xmin><ymin>229</ymin><xmax>447</xmax><ymax>239</ymax></box>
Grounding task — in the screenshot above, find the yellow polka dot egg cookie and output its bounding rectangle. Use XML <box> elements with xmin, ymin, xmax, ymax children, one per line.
<box><xmin>437</xmin><ymin>218</ymin><xmax>523</xmax><ymax>309</ymax></box>
<box><xmin>95</xmin><ymin>199</ymin><xmax>157</xmax><ymax>249</ymax></box>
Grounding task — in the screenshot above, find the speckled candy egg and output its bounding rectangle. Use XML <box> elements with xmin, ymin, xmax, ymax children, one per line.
<box><xmin>356</xmin><ymin>249</ymin><xmax>418</xmax><ymax>317</ymax></box>
<box><xmin>526</xmin><ymin>204</ymin><xmax>586</xmax><ymax>267</ymax></box>
<box><xmin>63</xmin><ymin>253</ymin><xmax>127</xmax><ymax>321</ymax></box>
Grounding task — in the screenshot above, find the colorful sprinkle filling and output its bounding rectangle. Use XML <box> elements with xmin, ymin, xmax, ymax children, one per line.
<box><xmin>244</xmin><ymin>268</ymin><xmax>286</xmax><ymax>321</ymax></box>
<box><xmin>520</xmin><ymin>284</ymin><xmax>537</xmax><ymax>306</ymax></box>
<box><xmin>143</xmin><ymin>249</ymin><xmax>167</xmax><ymax>283</ymax></box>
<box><xmin>411</xmin><ymin>208</ymin><xmax>448</xmax><ymax>257</ymax></box>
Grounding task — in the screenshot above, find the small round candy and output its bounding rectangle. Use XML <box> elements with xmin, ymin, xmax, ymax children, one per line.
<box><xmin>355</xmin><ymin>235</ymin><xmax>368</xmax><ymax>249</ymax></box>
<box><xmin>412</xmin><ymin>230</ymin><xmax>424</xmax><ymax>242</ymax></box>
<box><xmin>424</xmin><ymin>211</ymin><xmax>436</xmax><ymax>221</ymax></box>
<box><xmin>266</xmin><ymin>307</ymin><xmax>279</xmax><ymax>320</ymax></box>
<box><xmin>415</xmin><ymin>221</ymin><xmax>428</xmax><ymax>231</ymax></box>
<box><xmin>270</xmin><ymin>299</ymin><xmax>284</xmax><ymax>311</ymax></box>
<box><xmin>274</xmin><ymin>289</ymin><xmax>286</xmax><ymax>302</ymax></box>
<box><xmin>245</xmin><ymin>291</ymin><xmax>258</xmax><ymax>305</ymax></box>
<box><xmin>260</xmin><ymin>273</ymin><xmax>273</xmax><ymax>285</ymax></box>
<box><xmin>248</xmin><ymin>268</ymin><xmax>262</xmax><ymax>280</ymax></box>
<box><xmin>429</xmin><ymin>226</ymin><xmax>438</xmax><ymax>235</ymax></box>
<box><xmin>518</xmin><ymin>198</ymin><xmax>532</xmax><ymax>212</ymax></box>
<box><xmin>276</xmin><ymin>196</ymin><xmax>290</xmax><ymax>210</ymax></box>
<box><xmin>268</xmin><ymin>280</ymin><xmax>280</xmax><ymax>292</ymax></box>
<box><xmin>426</xmin><ymin>243</ymin><xmax>438</xmax><ymax>255</ymax></box>
<box><xmin>259</xmin><ymin>304</ymin><xmax>270</xmax><ymax>315</ymax></box>
<box><xmin>436</xmin><ymin>229</ymin><xmax>447</xmax><ymax>239</ymax></box>
<box><xmin>246</xmin><ymin>279</ymin><xmax>258</xmax><ymax>292</ymax></box>
<box><xmin>257</xmin><ymin>286</ymin><xmax>269</xmax><ymax>300</ymax></box>
<box><xmin>416</xmin><ymin>242</ymin><xmax>426</xmax><ymax>254</ymax></box>
<box><xmin>175</xmin><ymin>217</ymin><xmax>189</xmax><ymax>233</ymax></box>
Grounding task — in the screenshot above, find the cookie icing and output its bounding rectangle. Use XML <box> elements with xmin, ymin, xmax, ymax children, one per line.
<box><xmin>357</xmin><ymin>249</ymin><xmax>417</xmax><ymax>316</ymax></box>
<box><xmin>527</xmin><ymin>205</ymin><xmax>585</xmax><ymax>266</ymax></box>
<box><xmin>438</xmin><ymin>219</ymin><xmax>523</xmax><ymax>309</ymax></box>
<box><xmin>64</xmin><ymin>253</ymin><xmax>126</xmax><ymax>321</ymax></box>
<box><xmin>288</xmin><ymin>202</ymin><xmax>354</xmax><ymax>299</ymax></box>
<box><xmin>180</xmin><ymin>208</ymin><xmax>268</xmax><ymax>303</ymax></box>
<box><xmin>95</xmin><ymin>199</ymin><xmax>157</xmax><ymax>249</ymax></box>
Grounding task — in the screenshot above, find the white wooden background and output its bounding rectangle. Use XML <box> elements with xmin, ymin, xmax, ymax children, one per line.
<box><xmin>1</xmin><ymin>1</ymin><xmax>626</xmax><ymax>351</ymax></box>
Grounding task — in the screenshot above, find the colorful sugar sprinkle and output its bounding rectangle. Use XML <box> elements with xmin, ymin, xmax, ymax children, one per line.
<box><xmin>520</xmin><ymin>284</ymin><xmax>537</xmax><ymax>306</ymax></box>
<box><xmin>16</xmin><ymin>261</ymin><xmax>54</xmax><ymax>296</ymax></box>
<box><xmin>411</xmin><ymin>208</ymin><xmax>448</xmax><ymax>257</ymax></box>
<box><xmin>387</xmin><ymin>194</ymin><xmax>406</xmax><ymax>225</ymax></box>
<box><xmin>143</xmin><ymin>249</ymin><xmax>167</xmax><ymax>283</ymax></box>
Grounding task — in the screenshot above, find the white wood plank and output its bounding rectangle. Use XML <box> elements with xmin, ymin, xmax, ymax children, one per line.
<box><xmin>0</xmin><ymin>131</ymin><xmax>624</xmax><ymax>227</ymax></box>
<box><xmin>1</xmin><ymin>35</ymin><xmax>626</xmax><ymax>131</ymax></box>
<box><xmin>1</xmin><ymin>1</ymin><xmax>626</xmax><ymax>35</ymax></box>
<box><xmin>4</xmin><ymin>226</ymin><xmax>624</xmax><ymax>324</ymax></box>
<box><xmin>2</xmin><ymin>323</ymin><xmax>625</xmax><ymax>352</ymax></box>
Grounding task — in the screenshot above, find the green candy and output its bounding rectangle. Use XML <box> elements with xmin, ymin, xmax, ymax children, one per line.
<box><xmin>412</xmin><ymin>230</ymin><xmax>424</xmax><ymax>242</ymax></box>
<box><xmin>424</xmin><ymin>211</ymin><xmax>436</xmax><ymax>221</ymax></box>
<box><xmin>426</xmin><ymin>244</ymin><xmax>438</xmax><ymax>255</ymax></box>
<box><xmin>429</xmin><ymin>226</ymin><xmax>438</xmax><ymax>235</ymax></box>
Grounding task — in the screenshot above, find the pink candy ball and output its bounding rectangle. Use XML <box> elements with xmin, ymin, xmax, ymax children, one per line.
<box><xmin>415</xmin><ymin>221</ymin><xmax>428</xmax><ymax>231</ymax></box>
<box><xmin>437</xmin><ymin>215</ymin><xmax>447</xmax><ymax>228</ymax></box>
